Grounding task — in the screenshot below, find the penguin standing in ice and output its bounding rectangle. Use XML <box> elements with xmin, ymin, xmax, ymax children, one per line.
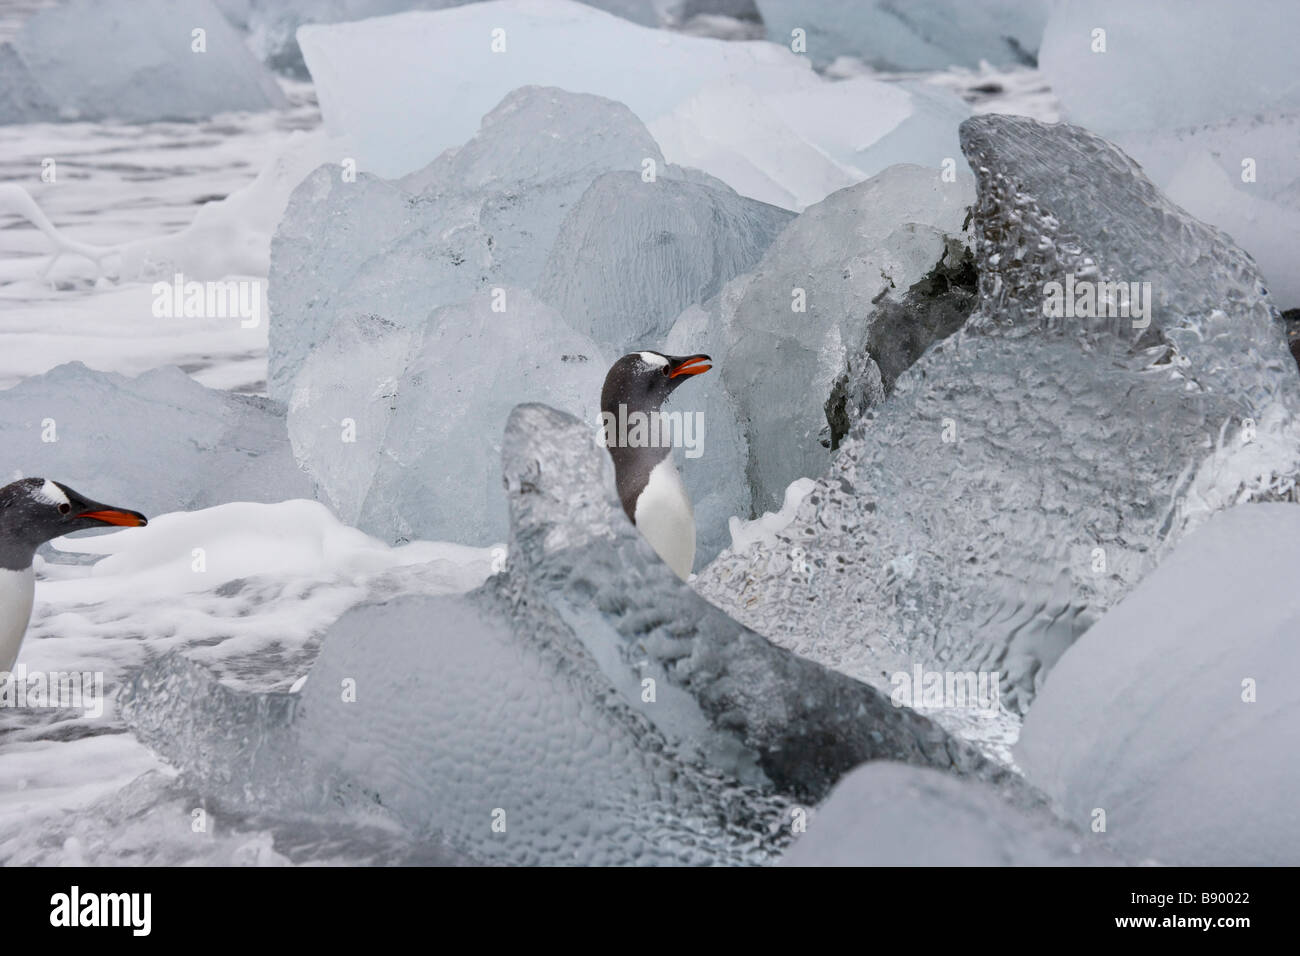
<box><xmin>0</xmin><ymin>478</ymin><xmax>147</xmax><ymax>673</ymax></box>
<box><xmin>600</xmin><ymin>351</ymin><xmax>711</xmax><ymax>580</ymax></box>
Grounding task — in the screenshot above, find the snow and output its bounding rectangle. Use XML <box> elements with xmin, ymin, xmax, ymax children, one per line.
<box><xmin>727</xmin><ymin>477</ymin><xmax>815</xmax><ymax>553</ymax></box>
<box><xmin>1017</xmin><ymin>504</ymin><xmax>1300</xmax><ymax>865</ymax></box>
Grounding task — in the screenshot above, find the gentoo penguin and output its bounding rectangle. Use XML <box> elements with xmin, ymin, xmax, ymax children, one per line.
<box><xmin>600</xmin><ymin>351</ymin><xmax>711</xmax><ymax>580</ymax></box>
<box><xmin>0</xmin><ymin>478</ymin><xmax>147</xmax><ymax>673</ymax></box>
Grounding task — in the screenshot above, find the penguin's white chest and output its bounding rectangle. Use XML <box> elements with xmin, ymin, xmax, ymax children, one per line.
<box><xmin>0</xmin><ymin>566</ymin><xmax>35</xmax><ymax>674</ymax></box>
<box><xmin>633</xmin><ymin>457</ymin><xmax>696</xmax><ymax>581</ymax></box>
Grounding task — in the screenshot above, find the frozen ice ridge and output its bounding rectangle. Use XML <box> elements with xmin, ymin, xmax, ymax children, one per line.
<box><xmin>121</xmin><ymin>403</ymin><xmax>1037</xmax><ymax>866</ymax></box>
<box><xmin>1</xmin><ymin>0</ymin><xmax>287</xmax><ymax>125</ymax></box>
<box><xmin>696</xmin><ymin>116</ymin><xmax>1300</xmax><ymax>723</ymax></box>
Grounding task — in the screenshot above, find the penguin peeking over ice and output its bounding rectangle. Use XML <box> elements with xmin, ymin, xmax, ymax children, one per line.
<box><xmin>600</xmin><ymin>351</ymin><xmax>711</xmax><ymax>581</ymax></box>
<box><xmin>0</xmin><ymin>478</ymin><xmax>147</xmax><ymax>674</ymax></box>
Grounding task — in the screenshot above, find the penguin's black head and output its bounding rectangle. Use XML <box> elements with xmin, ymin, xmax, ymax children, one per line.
<box><xmin>600</xmin><ymin>351</ymin><xmax>712</xmax><ymax>417</ymax></box>
<box><xmin>0</xmin><ymin>478</ymin><xmax>147</xmax><ymax>570</ymax></box>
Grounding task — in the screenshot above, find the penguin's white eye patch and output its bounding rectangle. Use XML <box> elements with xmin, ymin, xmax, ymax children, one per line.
<box><xmin>637</xmin><ymin>351</ymin><xmax>668</xmax><ymax>368</ymax></box>
<box><xmin>32</xmin><ymin>480</ymin><xmax>70</xmax><ymax>507</ymax></box>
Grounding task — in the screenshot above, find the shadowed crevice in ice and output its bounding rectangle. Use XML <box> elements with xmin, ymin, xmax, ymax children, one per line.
<box><xmin>712</xmin><ymin>164</ymin><xmax>978</xmax><ymax>512</ymax></box>
<box><xmin>121</xmin><ymin>402</ymin><xmax>1041</xmax><ymax>864</ymax></box>
<box><xmin>696</xmin><ymin>116</ymin><xmax>1300</xmax><ymax>721</ymax></box>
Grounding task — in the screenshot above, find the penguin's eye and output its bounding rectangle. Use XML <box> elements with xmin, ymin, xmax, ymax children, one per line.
<box><xmin>57</xmin><ymin>502</ymin><xmax>71</xmax><ymax>515</ymax></box>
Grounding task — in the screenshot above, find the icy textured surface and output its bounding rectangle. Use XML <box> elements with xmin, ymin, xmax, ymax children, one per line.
<box><xmin>720</xmin><ymin>163</ymin><xmax>977</xmax><ymax>511</ymax></box>
<box><xmin>696</xmin><ymin>116</ymin><xmax>1299</xmax><ymax>724</ymax></box>
<box><xmin>122</xmin><ymin>404</ymin><xmax>1036</xmax><ymax>865</ymax></box>
<box><xmin>1017</xmin><ymin>504</ymin><xmax>1300</xmax><ymax>866</ymax></box>
<box><xmin>269</xmin><ymin>86</ymin><xmax>671</xmax><ymax>402</ymax></box>
<box><xmin>782</xmin><ymin>762</ymin><xmax>1117</xmax><ymax>866</ymax></box>
<box><xmin>757</xmin><ymin>0</ymin><xmax>1047</xmax><ymax>70</ymax></box>
<box><xmin>290</xmin><ymin>292</ymin><xmax>608</xmax><ymax>545</ymax></box>
<box><xmin>0</xmin><ymin>363</ymin><xmax>309</xmax><ymax>518</ymax></box>
<box><xmin>537</xmin><ymin>171</ymin><xmax>793</xmax><ymax>353</ymax></box>
<box><xmin>1040</xmin><ymin>0</ymin><xmax>1300</xmax><ymax>307</ymax></box>
<box><xmin>7</xmin><ymin>0</ymin><xmax>287</xmax><ymax>124</ymax></box>
<box><xmin>296</xmin><ymin>0</ymin><xmax>965</xmax><ymax>206</ymax></box>
<box><xmin>1040</xmin><ymin>0</ymin><xmax>1300</xmax><ymax>133</ymax></box>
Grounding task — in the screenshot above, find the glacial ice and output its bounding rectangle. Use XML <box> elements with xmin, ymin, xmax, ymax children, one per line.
<box><xmin>646</xmin><ymin>75</ymin><xmax>971</xmax><ymax>210</ymax></box>
<box><xmin>290</xmin><ymin>291</ymin><xmax>608</xmax><ymax>546</ymax></box>
<box><xmin>0</xmin><ymin>44</ymin><xmax>53</xmax><ymax>125</ymax></box>
<box><xmin>662</xmin><ymin>304</ymin><xmax>751</xmax><ymax>565</ymax></box>
<box><xmin>227</xmin><ymin>0</ymin><xmax>713</xmax><ymax>79</ymax></box>
<box><xmin>121</xmin><ymin>403</ymin><xmax>1036</xmax><ymax>865</ymax></box>
<box><xmin>536</xmin><ymin>171</ymin><xmax>794</xmax><ymax>353</ymax></box>
<box><xmin>297</xmin><ymin>0</ymin><xmax>817</xmax><ymax>179</ymax></box>
<box><xmin>781</xmin><ymin>762</ymin><xmax>1117</xmax><ymax>866</ymax></box>
<box><xmin>295</xmin><ymin>0</ymin><xmax>968</xmax><ymax>207</ymax></box>
<box><xmin>276</xmin><ymin>86</ymin><xmax>781</xmax><ymax>553</ymax></box>
<box><xmin>269</xmin><ymin>86</ymin><xmax>671</xmax><ymax>402</ymax></box>
<box><xmin>5</xmin><ymin>0</ymin><xmax>287</xmax><ymax>125</ymax></box>
<box><xmin>1017</xmin><ymin>504</ymin><xmax>1300</xmax><ymax>866</ymax></box>
<box><xmin>718</xmin><ymin>163</ymin><xmax>977</xmax><ymax>512</ymax></box>
<box><xmin>1039</xmin><ymin>0</ymin><xmax>1300</xmax><ymax>134</ymax></box>
<box><xmin>695</xmin><ymin>115</ymin><xmax>1299</xmax><ymax>722</ymax></box>
<box><xmin>756</xmin><ymin>0</ymin><xmax>1048</xmax><ymax>71</ymax></box>
<box><xmin>0</xmin><ymin>363</ymin><xmax>310</xmax><ymax>518</ymax></box>
<box><xmin>1039</xmin><ymin>0</ymin><xmax>1300</xmax><ymax>307</ymax></box>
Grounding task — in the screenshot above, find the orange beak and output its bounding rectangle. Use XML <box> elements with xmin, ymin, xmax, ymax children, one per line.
<box><xmin>79</xmin><ymin>509</ymin><xmax>148</xmax><ymax>527</ymax></box>
<box><xmin>668</xmin><ymin>354</ymin><xmax>712</xmax><ymax>378</ymax></box>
